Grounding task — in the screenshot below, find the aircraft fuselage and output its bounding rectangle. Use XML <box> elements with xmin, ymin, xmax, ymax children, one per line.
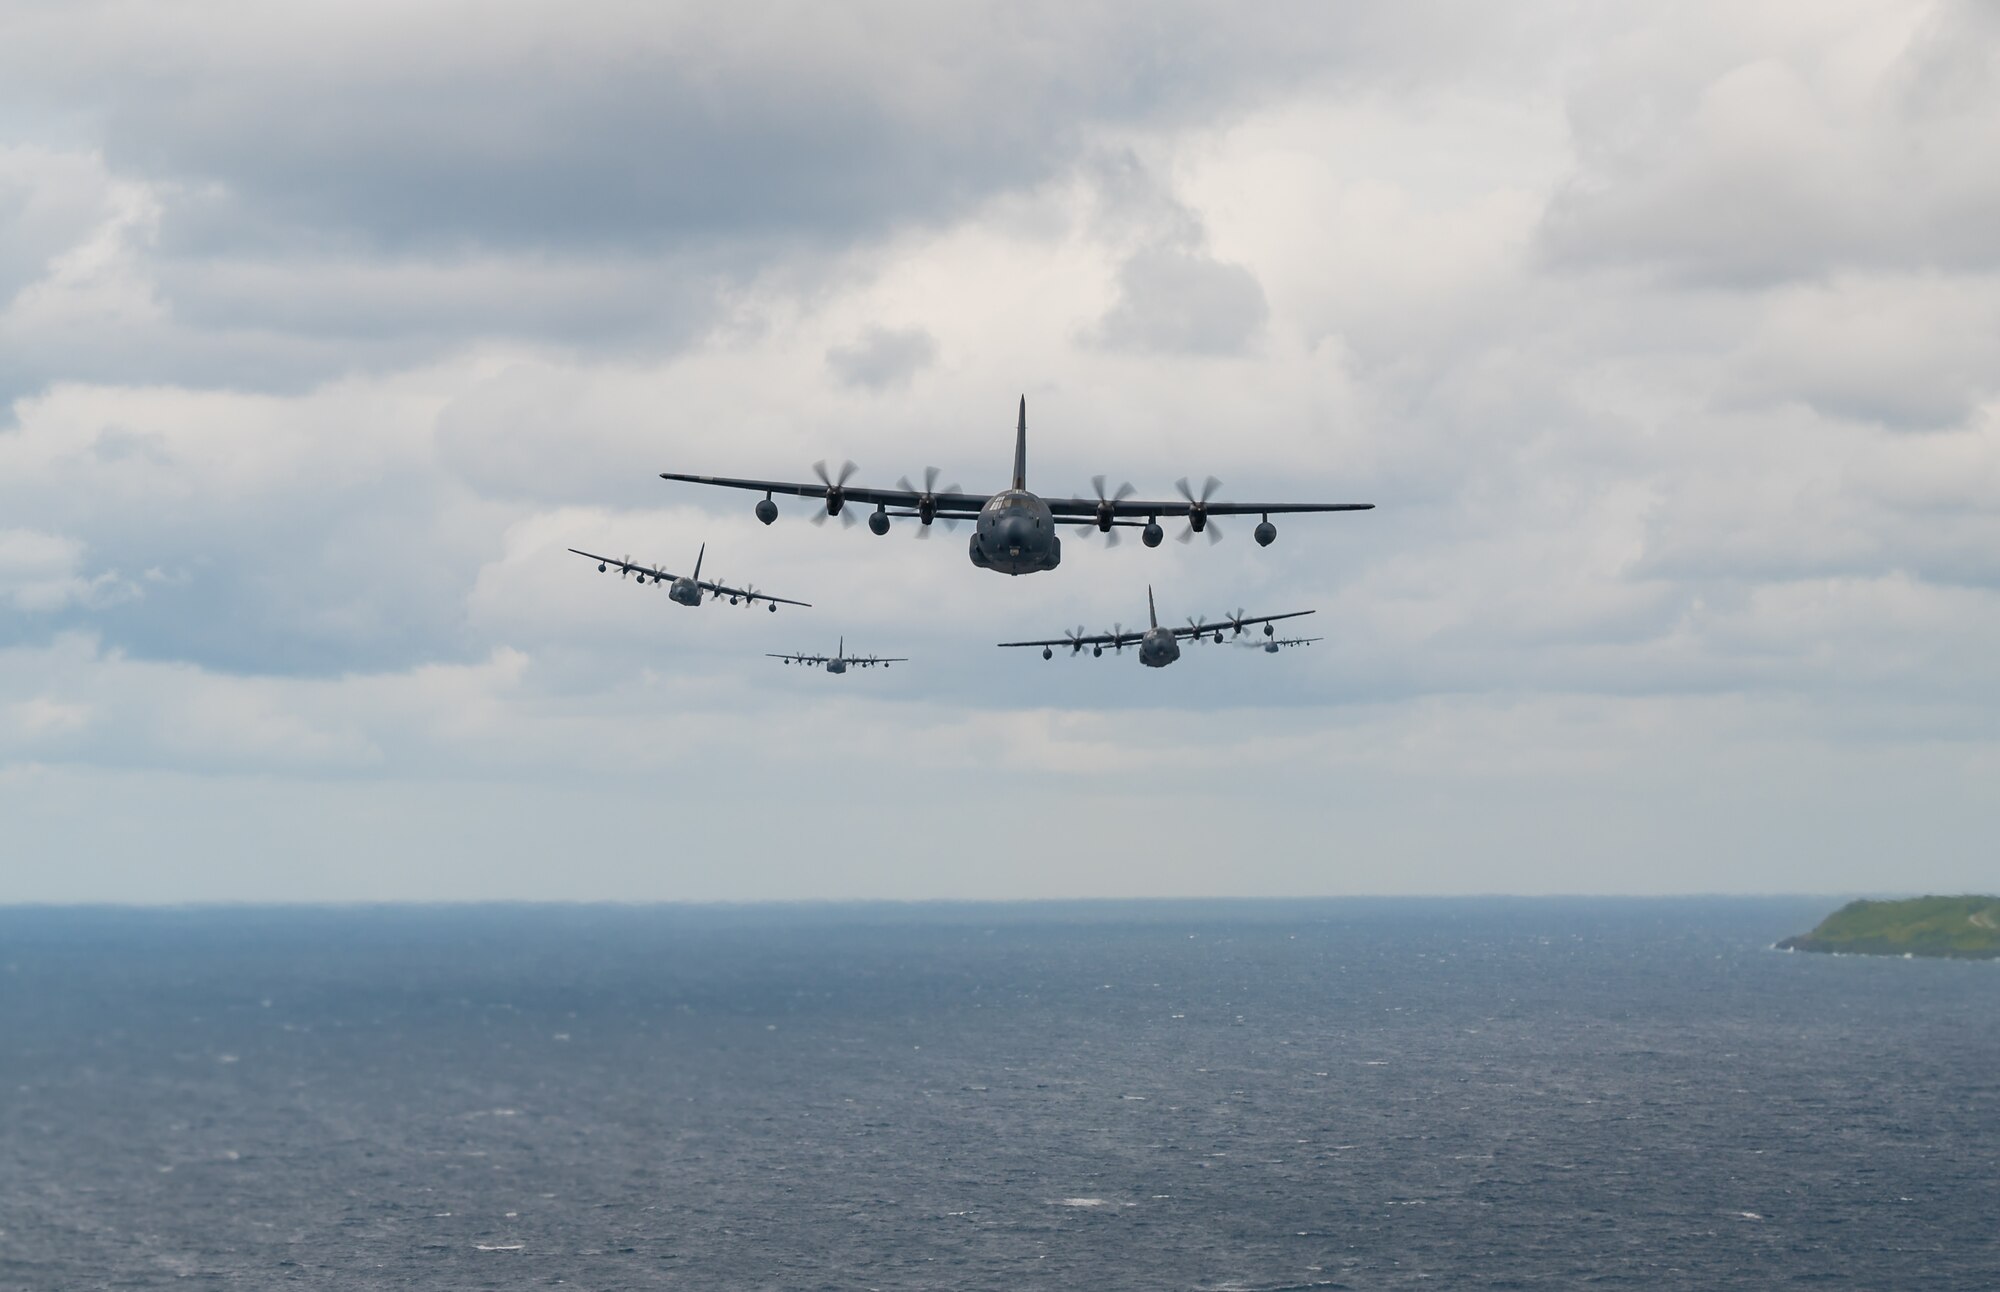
<box><xmin>1139</xmin><ymin>627</ymin><xmax>1182</xmax><ymax>668</ymax></box>
<box><xmin>968</xmin><ymin>490</ymin><xmax>1061</xmax><ymax>576</ymax></box>
<box><xmin>668</xmin><ymin>576</ymin><xmax>702</xmax><ymax>606</ymax></box>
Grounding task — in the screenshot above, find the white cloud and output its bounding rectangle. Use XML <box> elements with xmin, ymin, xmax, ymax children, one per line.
<box><xmin>0</xmin><ymin>528</ymin><xmax>135</xmax><ymax>612</ymax></box>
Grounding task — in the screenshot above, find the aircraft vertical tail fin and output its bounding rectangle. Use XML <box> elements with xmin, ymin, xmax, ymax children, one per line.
<box><xmin>693</xmin><ymin>542</ymin><xmax>705</xmax><ymax>581</ymax></box>
<box><xmin>1012</xmin><ymin>395</ymin><xmax>1027</xmax><ymax>492</ymax></box>
<box><xmin>1147</xmin><ymin>585</ymin><xmax>1158</xmax><ymax>629</ymax></box>
<box><xmin>838</xmin><ymin>635</ymin><xmax>844</xmax><ymax>662</ymax></box>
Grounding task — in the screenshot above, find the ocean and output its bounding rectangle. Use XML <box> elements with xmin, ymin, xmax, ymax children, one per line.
<box><xmin>1</xmin><ymin>898</ymin><xmax>1994</xmax><ymax>1289</ymax></box>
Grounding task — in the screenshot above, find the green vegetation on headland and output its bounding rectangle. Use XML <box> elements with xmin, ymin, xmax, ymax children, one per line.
<box><xmin>1779</xmin><ymin>896</ymin><xmax>2000</xmax><ymax>959</ymax></box>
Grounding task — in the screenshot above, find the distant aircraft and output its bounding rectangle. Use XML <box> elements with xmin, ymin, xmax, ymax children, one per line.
<box><xmin>769</xmin><ymin>637</ymin><xmax>906</xmax><ymax>674</ymax></box>
<box><xmin>569</xmin><ymin>544</ymin><xmax>809</xmax><ymax>611</ymax></box>
<box><xmin>998</xmin><ymin>587</ymin><xmax>1314</xmax><ymax>668</ymax></box>
<box><xmin>659</xmin><ymin>397</ymin><xmax>1372</xmax><ymax>576</ymax></box>
<box><xmin>1243</xmin><ymin>635</ymin><xmax>1322</xmax><ymax>654</ymax></box>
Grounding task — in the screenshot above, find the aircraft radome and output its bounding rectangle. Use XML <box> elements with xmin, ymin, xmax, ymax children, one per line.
<box><xmin>768</xmin><ymin>638</ymin><xmax>906</xmax><ymax>675</ymax></box>
<box><xmin>660</xmin><ymin>397</ymin><xmax>1373</xmax><ymax>576</ymax></box>
<box><xmin>999</xmin><ymin>587</ymin><xmax>1315</xmax><ymax>669</ymax></box>
<box><xmin>569</xmin><ymin>544</ymin><xmax>809</xmax><ymax>611</ymax></box>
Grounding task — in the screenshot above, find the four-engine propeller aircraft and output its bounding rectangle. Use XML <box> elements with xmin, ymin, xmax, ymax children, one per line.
<box><xmin>999</xmin><ymin>587</ymin><xmax>1314</xmax><ymax>669</ymax></box>
<box><xmin>769</xmin><ymin>637</ymin><xmax>906</xmax><ymax>674</ymax></box>
<box><xmin>659</xmin><ymin>397</ymin><xmax>1373</xmax><ymax>576</ymax></box>
<box><xmin>1244</xmin><ymin>634</ymin><xmax>1322</xmax><ymax>654</ymax></box>
<box><xmin>569</xmin><ymin>544</ymin><xmax>809</xmax><ymax>611</ymax></box>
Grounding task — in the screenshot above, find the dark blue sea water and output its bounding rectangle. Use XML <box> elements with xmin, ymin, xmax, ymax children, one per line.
<box><xmin>1</xmin><ymin>899</ymin><xmax>1994</xmax><ymax>1289</ymax></box>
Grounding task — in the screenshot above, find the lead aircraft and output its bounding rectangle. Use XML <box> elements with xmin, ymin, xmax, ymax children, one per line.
<box><xmin>999</xmin><ymin>587</ymin><xmax>1314</xmax><ymax>669</ymax></box>
<box><xmin>660</xmin><ymin>398</ymin><xmax>1373</xmax><ymax>576</ymax></box>
<box><xmin>768</xmin><ymin>637</ymin><xmax>906</xmax><ymax>674</ymax></box>
<box><xmin>569</xmin><ymin>544</ymin><xmax>809</xmax><ymax>611</ymax></box>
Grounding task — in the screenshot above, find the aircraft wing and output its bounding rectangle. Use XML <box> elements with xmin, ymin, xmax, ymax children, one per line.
<box><xmin>997</xmin><ymin>627</ymin><xmax>1147</xmax><ymax>650</ymax></box>
<box><xmin>1043</xmin><ymin>498</ymin><xmax>1373</xmax><ymax>519</ymax></box>
<box><xmin>569</xmin><ymin>548</ymin><xmax>676</xmax><ymax>581</ymax></box>
<box><xmin>767</xmin><ymin>652</ymin><xmax>828</xmax><ymax>665</ymax></box>
<box><xmin>1175</xmin><ymin>608</ymin><xmax>1316</xmax><ymax>640</ymax></box>
<box><xmin>697</xmin><ymin>579</ymin><xmax>810</xmax><ymax>608</ymax></box>
<box><xmin>849</xmin><ymin>655</ymin><xmax>909</xmax><ymax>666</ymax></box>
<box><xmin>660</xmin><ymin>472</ymin><xmax>991</xmax><ymax>514</ymax></box>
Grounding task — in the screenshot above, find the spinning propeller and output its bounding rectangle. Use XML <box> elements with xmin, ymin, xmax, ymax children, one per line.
<box><xmin>895</xmin><ymin>465</ymin><xmax>963</xmax><ymax>537</ymax></box>
<box><xmin>809</xmin><ymin>459</ymin><xmax>859</xmax><ymax>527</ymax></box>
<box><xmin>1174</xmin><ymin>476</ymin><xmax>1224</xmax><ymax>544</ymax></box>
<box><xmin>1086</xmin><ymin>474</ymin><xmax>1135</xmax><ymax>546</ymax></box>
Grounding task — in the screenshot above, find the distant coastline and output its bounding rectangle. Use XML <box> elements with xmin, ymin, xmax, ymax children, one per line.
<box><xmin>1779</xmin><ymin>896</ymin><xmax>2000</xmax><ymax>960</ymax></box>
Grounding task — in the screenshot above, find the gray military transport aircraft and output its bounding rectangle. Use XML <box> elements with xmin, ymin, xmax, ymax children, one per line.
<box><xmin>569</xmin><ymin>544</ymin><xmax>809</xmax><ymax>611</ymax></box>
<box><xmin>769</xmin><ymin>637</ymin><xmax>906</xmax><ymax>674</ymax></box>
<box><xmin>999</xmin><ymin>587</ymin><xmax>1314</xmax><ymax>668</ymax></box>
<box><xmin>659</xmin><ymin>397</ymin><xmax>1373</xmax><ymax>576</ymax></box>
<box><xmin>1244</xmin><ymin>634</ymin><xmax>1322</xmax><ymax>654</ymax></box>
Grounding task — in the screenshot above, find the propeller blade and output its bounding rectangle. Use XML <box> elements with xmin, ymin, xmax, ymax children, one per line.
<box><xmin>1205</xmin><ymin>519</ymin><xmax>1223</xmax><ymax>544</ymax></box>
<box><xmin>1103</xmin><ymin>528</ymin><xmax>1120</xmax><ymax>548</ymax></box>
<box><xmin>1200</xmin><ymin>475</ymin><xmax>1221</xmax><ymax>504</ymax></box>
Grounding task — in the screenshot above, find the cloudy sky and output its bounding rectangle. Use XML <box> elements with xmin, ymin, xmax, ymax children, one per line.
<box><xmin>2</xmin><ymin>0</ymin><xmax>1995</xmax><ymax>901</ymax></box>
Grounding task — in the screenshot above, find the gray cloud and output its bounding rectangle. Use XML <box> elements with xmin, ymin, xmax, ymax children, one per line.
<box><xmin>1094</xmin><ymin>248</ymin><xmax>1268</xmax><ymax>355</ymax></box>
<box><xmin>1540</xmin><ymin>1</ymin><xmax>2000</xmax><ymax>286</ymax></box>
<box><xmin>826</xmin><ymin>325</ymin><xmax>938</xmax><ymax>390</ymax></box>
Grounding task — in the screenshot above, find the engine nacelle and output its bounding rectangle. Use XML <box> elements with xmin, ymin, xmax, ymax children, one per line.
<box><xmin>756</xmin><ymin>497</ymin><xmax>778</xmax><ymax>525</ymax></box>
<box><xmin>1254</xmin><ymin>519</ymin><xmax>1277</xmax><ymax>547</ymax></box>
<box><xmin>867</xmin><ymin>509</ymin><xmax>890</xmax><ymax>536</ymax></box>
<box><xmin>1141</xmin><ymin>521</ymin><xmax>1164</xmax><ymax>548</ymax></box>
